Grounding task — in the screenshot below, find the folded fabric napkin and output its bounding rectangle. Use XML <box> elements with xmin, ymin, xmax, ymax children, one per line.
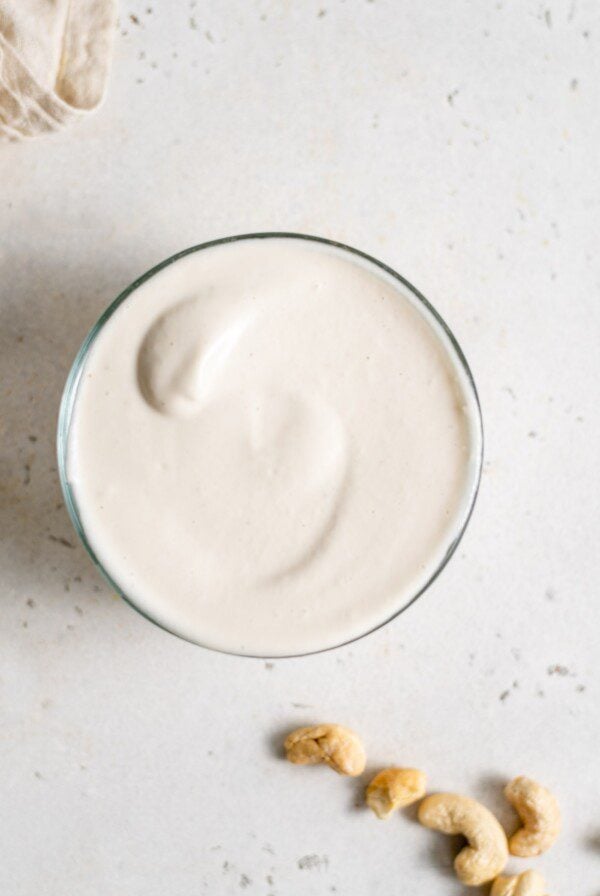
<box><xmin>0</xmin><ymin>0</ymin><xmax>116</xmax><ymax>140</ymax></box>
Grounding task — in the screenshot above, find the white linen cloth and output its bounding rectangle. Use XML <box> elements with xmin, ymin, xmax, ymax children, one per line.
<box><xmin>0</xmin><ymin>0</ymin><xmax>116</xmax><ymax>140</ymax></box>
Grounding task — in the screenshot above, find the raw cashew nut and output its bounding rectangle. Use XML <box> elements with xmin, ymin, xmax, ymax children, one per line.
<box><xmin>418</xmin><ymin>793</ymin><xmax>508</xmax><ymax>886</ymax></box>
<box><xmin>504</xmin><ymin>776</ymin><xmax>561</xmax><ymax>856</ymax></box>
<box><xmin>491</xmin><ymin>870</ymin><xmax>547</xmax><ymax>896</ymax></box>
<box><xmin>365</xmin><ymin>767</ymin><xmax>427</xmax><ymax>819</ymax></box>
<box><xmin>284</xmin><ymin>724</ymin><xmax>366</xmax><ymax>776</ymax></box>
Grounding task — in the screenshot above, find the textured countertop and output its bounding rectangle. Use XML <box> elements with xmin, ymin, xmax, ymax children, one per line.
<box><xmin>1</xmin><ymin>2</ymin><xmax>599</xmax><ymax>894</ymax></box>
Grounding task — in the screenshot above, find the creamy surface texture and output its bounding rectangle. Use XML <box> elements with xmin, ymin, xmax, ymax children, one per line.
<box><xmin>67</xmin><ymin>237</ymin><xmax>481</xmax><ymax>655</ymax></box>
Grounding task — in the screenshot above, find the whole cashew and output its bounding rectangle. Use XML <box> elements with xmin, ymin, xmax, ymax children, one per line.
<box><xmin>284</xmin><ymin>724</ymin><xmax>366</xmax><ymax>776</ymax></box>
<box><xmin>504</xmin><ymin>776</ymin><xmax>561</xmax><ymax>857</ymax></box>
<box><xmin>366</xmin><ymin>767</ymin><xmax>427</xmax><ymax>819</ymax></box>
<box><xmin>491</xmin><ymin>870</ymin><xmax>547</xmax><ymax>896</ymax></box>
<box><xmin>418</xmin><ymin>793</ymin><xmax>508</xmax><ymax>886</ymax></box>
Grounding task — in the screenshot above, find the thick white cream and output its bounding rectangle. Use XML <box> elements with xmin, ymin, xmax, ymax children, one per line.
<box><xmin>66</xmin><ymin>237</ymin><xmax>481</xmax><ymax>655</ymax></box>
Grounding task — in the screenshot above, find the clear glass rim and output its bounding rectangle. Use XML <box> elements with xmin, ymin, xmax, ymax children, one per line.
<box><xmin>57</xmin><ymin>231</ymin><xmax>484</xmax><ymax>659</ymax></box>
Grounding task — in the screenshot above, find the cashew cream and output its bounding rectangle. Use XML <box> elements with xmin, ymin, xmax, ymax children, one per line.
<box><xmin>65</xmin><ymin>236</ymin><xmax>481</xmax><ymax>655</ymax></box>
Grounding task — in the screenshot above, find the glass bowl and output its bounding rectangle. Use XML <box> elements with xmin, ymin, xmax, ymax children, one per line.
<box><xmin>57</xmin><ymin>232</ymin><xmax>483</xmax><ymax>657</ymax></box>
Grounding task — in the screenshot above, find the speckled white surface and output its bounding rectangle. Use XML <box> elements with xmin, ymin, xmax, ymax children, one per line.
<box><xmin>1</xmin><ymin>2</ymin><xmax>599</xmax><ymax>894</ymax></box>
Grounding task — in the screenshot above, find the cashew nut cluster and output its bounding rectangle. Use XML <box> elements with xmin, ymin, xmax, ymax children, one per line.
<box><xmin>491</xmin><ymin>870</ymin><xmax>547</xmax><ymax>896</ymax></box>
<box><xmin>283</xmin><ymin>727</ymin><xmax>562</xmax><ymax>889</ymax></box>
<box><xmin>504</xmin><ymin>776</ymin><xmax>561</xmax><ymax>857</ymax></box>
<box><xmin>418</xmin><ymin>793</ymin><xmax>508</xmax><ymax>886</ymax></box>
<box><xmin>284</xmin><ymin>724</ymin><xmax>366</xmax><ymax>776</ymax></box>
<box><xmin>366</xmin><ymin>767</ymin><xmax>427</xmax><ymax>819</ymax></box>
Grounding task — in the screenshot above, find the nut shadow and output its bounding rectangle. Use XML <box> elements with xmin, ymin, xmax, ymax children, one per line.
<box><xmin>347</xmin><ymin>762</ymin><xmax>379</xmax><ymax>812</ymax></box>
<box><xmin>419</xmin><ymin>830</ymin><xmax>465</xmax><ymax>878</ymax></box>
<box><xmin>266</xmin><ymin>720</ymin><xmax>315</xmax><ymax>761</ymax></box>
<box><xmin>417</xmin><ymin>832</ymin><xmax>491</xmax><ymax>896</ymax></box>
<box><xmin>475</xmin><ymin>772</ymin><xmax>517</xmax><ymax>833</ymax></box>
<box><xmin>584</xmin><ymin>831</ymin><xmax>600</xmax><ymax>853</ymax></box>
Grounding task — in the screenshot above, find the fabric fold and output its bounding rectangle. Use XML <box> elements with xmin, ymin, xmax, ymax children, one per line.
<box><xmin>0</xmin><ymin>0</ymin><xmax>116</xmax><ymax>140</ymax></box>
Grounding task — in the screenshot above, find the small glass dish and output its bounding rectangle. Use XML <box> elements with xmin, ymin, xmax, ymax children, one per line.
<box><xmin>57</xmin><ymin>232</ymin><xmax>483</xmax><ymax>657</ymax></box>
